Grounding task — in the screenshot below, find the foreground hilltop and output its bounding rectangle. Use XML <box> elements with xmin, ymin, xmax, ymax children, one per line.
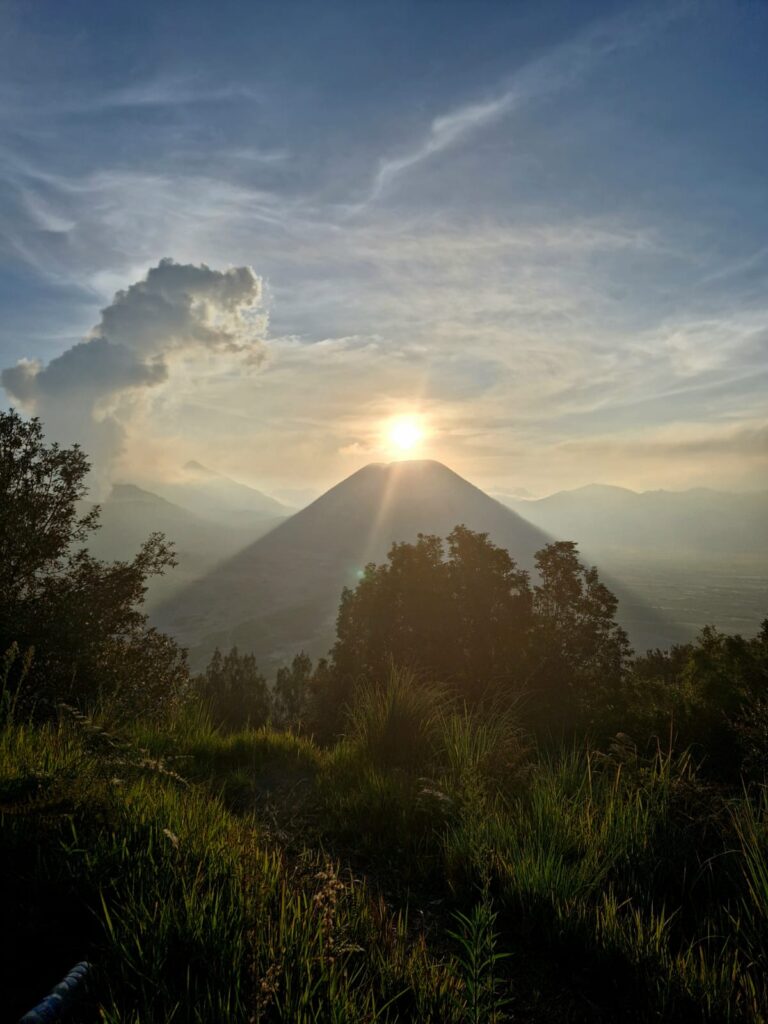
<box><xmin>154</xmin><ymin>459</ymin><xmax>669</xmax><ymax>668</ymax></box>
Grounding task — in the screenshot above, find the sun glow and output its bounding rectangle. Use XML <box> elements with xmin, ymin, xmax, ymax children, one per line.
<box><xmin>386</xmin><ymin>415</ymin><xmax>425</xmax><ymax>455</ymax></box>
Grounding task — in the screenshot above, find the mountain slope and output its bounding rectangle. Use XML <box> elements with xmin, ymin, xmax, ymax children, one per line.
<box><xmin>505</xmin><ymin>485</ymin><xmax>768</xmax><ymax>557</ymax></box>
<box><xmin>154</xmin><ymin>460</ymin><xmax>671</xmax><ymax>669</ymax></box>
<box><xmin>152</xmin><ymin>461</ymin><xmax>292</xmax><ymax>527</ymax></box>
<box><xmin>503</xmin><ymin>485</ymin><xmax>768</xmax><ymax>640</ymax></box>
<box><xmin>91</xmin><ymin>484</ymin><xmax>283</xmax><ymax>605</ymax></box>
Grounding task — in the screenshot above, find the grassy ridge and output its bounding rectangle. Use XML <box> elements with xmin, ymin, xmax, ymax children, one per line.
<box><xmin>3</xmin><ymin>676</ymin><xmax>768</xmax><ymax>1021</ymax></box>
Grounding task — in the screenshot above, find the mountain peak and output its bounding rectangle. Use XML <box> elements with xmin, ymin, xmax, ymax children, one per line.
<box><xmin>110</xmin><ymin>482</ymin><xmax>173</xmax><ymax>505</ymax></box>
<box><xmin>184</xmin><ymin>459</ymin><xmax>216</xmax><ymax>476</ymax></box>
<box><xmin>356</xmin><ymin>458</ymin><xmax>452</xmax><ymax>473</ymax></box>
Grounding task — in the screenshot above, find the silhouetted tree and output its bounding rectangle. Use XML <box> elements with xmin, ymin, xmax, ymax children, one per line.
<box><xmin>301</xmin><ymin>656</ymin><xmax>344</xmax><ymax>742</ymax></box>
<box><xmin>328</xmin><ymin>528</ymin><xmax>631</xmax><ymax>734</ymax></box>
<box><xmin>529</xmin><ymin>541</ymin><xmax>632</xmax><ymax>731</ymax></box>
<box><xmin>273</xmin><ymin>651</ymin><xmax>313</xmax><ymax>728</ymax></box>
<box><xmin>446</xmin><ymin>525</ymin><xmax>533</xmax><ymax>699</ymax></box>
<box><xmin>196</xmin><ymin>646</ymin><xmax>270</xmax><ymax>731</ymax></box>
<box><xmin>333</xmin><ymin>532</ymin><xmax>453</xmax><ymax>686</ymax></box>
<box><xmin>620</xmin><ymin>619</ymin><xmax>768</xmax><ymax>781</ymax></box>
<box><xmin>332</xmin><ymin>526</ymin><xmax>533</xmax><ymax>703</ymax></box>
<box><xmin>0</xmin><ymin>409</ymin><xmax>188</xmax><ymax>716</ymax></box>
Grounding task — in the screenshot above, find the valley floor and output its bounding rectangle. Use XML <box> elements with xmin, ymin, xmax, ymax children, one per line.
<box><xmin>597</xmin><ymin>554</ymin><xmax>768</xmax><ymax>643</ymax></box>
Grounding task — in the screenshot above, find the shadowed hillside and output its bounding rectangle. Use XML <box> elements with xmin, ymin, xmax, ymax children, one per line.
<box><xmin>503</xmin><ymin>485</ymin><xmax>768</xmax><ymax>638</ymax></box>
<box><xmin>90</xmin><ymin>484</ymin><xmax>284</xmax><ymax>605</ymax></box>
<box><xmin>505</xmin><ymin>484</ymin><xmax>768</xmax><ymax>557</ymax></box>
<box><xmin>154</xmin><ymin>460</ymin><xmax>673</xmax><ymax>668</ymax></box>
<box><xmin>152</xmin><ymin>460</ymin><xmax>293</xmax><ymax>527</ymax></box>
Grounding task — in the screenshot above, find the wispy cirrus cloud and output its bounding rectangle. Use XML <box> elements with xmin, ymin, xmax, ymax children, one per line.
<box><xmin>0</xmin><ymin>73</ymin><xmax>265</xmax><ymax>122</ymax></box>
<box><xmin>366</xmin><ymin>4</ymin><xmax>685</xmax><ymax>203</ymax></box>
<box><xmin>370</xmin><ymin>93</ymin><xmax>520</xmax><ymax>200</ymax></box>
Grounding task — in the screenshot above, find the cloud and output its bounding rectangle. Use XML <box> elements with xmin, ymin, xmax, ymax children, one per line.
<box><xmin>560</xmin><ymin>421</ymin><xmax>768</xmax><ymax>461</ymax></box>
<box><xmin>3</xmin><ymin>257</ymin><xmax>264</xmax><ymax>400</ymax></box>
<box><xmin>96</xmin><ymin>258</ymin><xmax>264</xmax><ymax>359</ymax></box>
<box><xmin>0</xmin><ymin>73</ymin><xmax>265</xmax><ymax>121</ymax></box>
<box><xmin>1</xmin><ymin>3</ymin><xmax>762</xmax><ymax>497</ymax></box>
<box><xmin>81</xmin><ymin>75</ymin><xmax>264</xmax><ymax>112</ymax></box>
<box><xmin>2</xmin><ymin>258</ymin><xmax>266</xmax><ymax>488</ymax></box>
<box><xmin>339</xmin><ymin>441</ymin><xmax>368</xmax><ymax>456</ymax></box>
<box><xmin>366</xmin><ymin>5</ymin><xmax>681</xmax><ymax>203</ymax></box>
<box><xmin>2</xmin><ymin>339</ymin><xmax>168</xmax><ymax>400</ymax></box>
<box><xmin>371</xmin><ymin>92</ymin><xmax>519</xmax><ymax>200</ymax></box>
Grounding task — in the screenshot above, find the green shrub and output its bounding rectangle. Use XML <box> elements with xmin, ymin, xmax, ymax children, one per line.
<box><xmin>345</xmin><ymin>666</ymin><xmax>447</xmax><ymax>773</ymax></box>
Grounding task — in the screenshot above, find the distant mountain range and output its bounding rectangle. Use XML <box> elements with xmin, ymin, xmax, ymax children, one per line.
<box><xmin>502</xmin><ymin>484</ymin><xmax>768</xmax><ymax>559</ymax></box>
<box><xmin>153</xmin><ymin>460</ymin><xmax>675</xmax><ymax>670</ymax></box>
<box><xmin>90</xmin><ymin>477</ymin><xmax>286</xmax><ymax>606</ymax></box>
<box><xmin>151</xmin><ymin>461</ymin><xmax>293</xmax><ymax>526</ymax></box>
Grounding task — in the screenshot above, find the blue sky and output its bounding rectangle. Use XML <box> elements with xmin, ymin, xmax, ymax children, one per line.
<box><xmin>0</xmin><ymin>0</ymin><xmax>766</xmax><ymax>495</ymax></box>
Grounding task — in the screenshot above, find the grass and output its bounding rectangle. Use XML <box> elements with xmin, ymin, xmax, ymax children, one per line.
<box><xmin>0</xmin><ymin>712</ymin><xmax>467</xmax><ymax>1022</ymax></box>
<box><xmin>3</xmin><ymin>668</ymin><xmax>768</xmax><ymax>1021</ymax></box>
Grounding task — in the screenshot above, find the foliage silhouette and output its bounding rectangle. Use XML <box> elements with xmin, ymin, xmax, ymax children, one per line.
<box><xmin>196</xmin><ymin>646</ymin><xmax>270</xmax><ymax>731</ymax></box>
<box><xmin>329</xmin><ymin>526</ymin><xmax>629</xmax><ymax>735</ymax></box>
<box><xmin>273</xmin><ymin>650</ymin><xmax>313</xmax><ymax>728</ymax></box>
<box><xmin>0</xmin><ymin>409</ymin><xmax>187</xmax><ymax>716</ymax></box>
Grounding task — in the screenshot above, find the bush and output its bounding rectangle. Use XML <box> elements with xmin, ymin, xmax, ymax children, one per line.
<box><xmin>346</xmin><ymin>666</ymin><xmax>447</xmax><ymax>773</ymax></box>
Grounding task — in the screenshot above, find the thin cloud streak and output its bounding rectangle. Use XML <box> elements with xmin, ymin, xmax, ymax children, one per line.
<box><xmin>0</xmin><ymin>74</ymin><xmax>265</xmax><ymax>122</ymax></box>
<box><xmin>365</xmin><ymin>4</ymin><xmax>686</xmax><ymax>204</ymax></box>
<box><xmin>370</xmin><ymin>92</ymin><xmax>520</xmax><ymax>200</ymax></box>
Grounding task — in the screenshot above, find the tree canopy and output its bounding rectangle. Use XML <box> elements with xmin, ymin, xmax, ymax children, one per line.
<box><xmin>329</xmin><ymin>526</ymin><xmax>630</xmax><ymax>733</ymax></box>
<box><xmin>195</xmin><ymin>646</ymin><xmax>270</xmax><ymax>731</ymax></box>
<box><xmin>0</xmin><ymin>409</ymin><xmax>188</xmax><ymax>716</ymax></box>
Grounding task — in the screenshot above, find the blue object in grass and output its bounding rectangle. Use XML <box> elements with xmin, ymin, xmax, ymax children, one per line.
<box><xmin>19</xmin><ymin>962</ymin><xmax>91</xmax><ymax>1023</ymax></box>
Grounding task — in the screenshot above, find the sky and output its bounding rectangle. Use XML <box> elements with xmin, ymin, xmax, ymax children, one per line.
<box><xmin>0</xmin><ymin>0</ymin><xmax>766</xmax><ymax>499</ymax></box>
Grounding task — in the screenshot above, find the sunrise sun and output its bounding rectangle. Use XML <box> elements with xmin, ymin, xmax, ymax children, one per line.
<box><xmin>386</xmin><ymin>416</ymin><xmax>425</xmax><ymax>455</ymax></box>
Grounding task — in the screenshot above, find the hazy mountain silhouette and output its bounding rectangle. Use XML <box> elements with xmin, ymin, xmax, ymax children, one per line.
<box><xmin>92</xmin><ymin>484</ymin><xmax>283</xmax><ymax>605</ymax></box>
<box><xmin>502</xmin><ymin>485</ymin><xmax>768</xmax><ymax>640</ymax></box>
<box><xmin>504</xmin><ymin>484</ymin><xmax>768</xmax><ymax>558</ymax></box>
<box><xmin>154</xmin><ymin>460</ymin><xmax>674</xmax><ymax>670</ymax></box>
<box><xmin>152</xmin><ymin>461</ymin><xmax>292</xmax><ymax>527</ymax></box>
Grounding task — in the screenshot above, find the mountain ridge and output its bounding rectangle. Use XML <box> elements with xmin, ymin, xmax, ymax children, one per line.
<box><xmin>149</xmin><ymin>461</ymin><xmax>292</xmax><ymax>525</ymax></box>
<box><xmin>90</xmin><ymin>482</ymin><xmax>286</xmax><ymax>607</ymax></box>
<box><xmin>504</xmin><ymin>483</ymin><xmax>768</xmax><ymax>556</ymax></box>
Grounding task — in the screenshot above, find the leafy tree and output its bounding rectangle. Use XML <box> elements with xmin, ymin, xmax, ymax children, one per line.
<box><xmin>301</xmin><ymin>656</ymin><xmax>345</xmax><ymax>743</ymax></box>
<box><xmin>0</xmin><ymin>409</ymin><xmax>188</xmax><ymax>716</ymax></box>
<box><xmin>686</xmin><ymin>623</ymin><xmax>768</xmax><ymax>716</ymax></box>
<box><xmin>329</xmin><ymin>528</ymin><xmax>630</xmax><ymax>733</ymax></box>
<box><xmin>333</xmin><ymin>532</ymin><xmax>454</xmax><ymax>687</ymax></box>
<box><xmin>273</xmin><ymin>651</ymin><xmax>313</xmax><ymax>728</ymax></box>
<box><xmin>445</xmin><ymin>525</ymin><xmax>533</xmax><ymax>699</ymax></box>
<box><xmin>1</xmin><ymin>410</ymin><xmax>98</xmax><ymax>605</ymax></box>
<box><xmin>623</xmin><ymin>620</ymin><xmax>768</xmax><ymax>780</ymax></box>
<box><xmin>530</xmin><ymin>541</ymin><xmax>632</xmax><ymax>731</ymax></box>
<box><xmin>332</xmin><ymin>526</ymin><xmax>532</xmax><ymax>703</ymax></box>
<box><xmin>195</xmin><ymin>647</ymin><xmax>270</xmax><ymax>731</ymax></box>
